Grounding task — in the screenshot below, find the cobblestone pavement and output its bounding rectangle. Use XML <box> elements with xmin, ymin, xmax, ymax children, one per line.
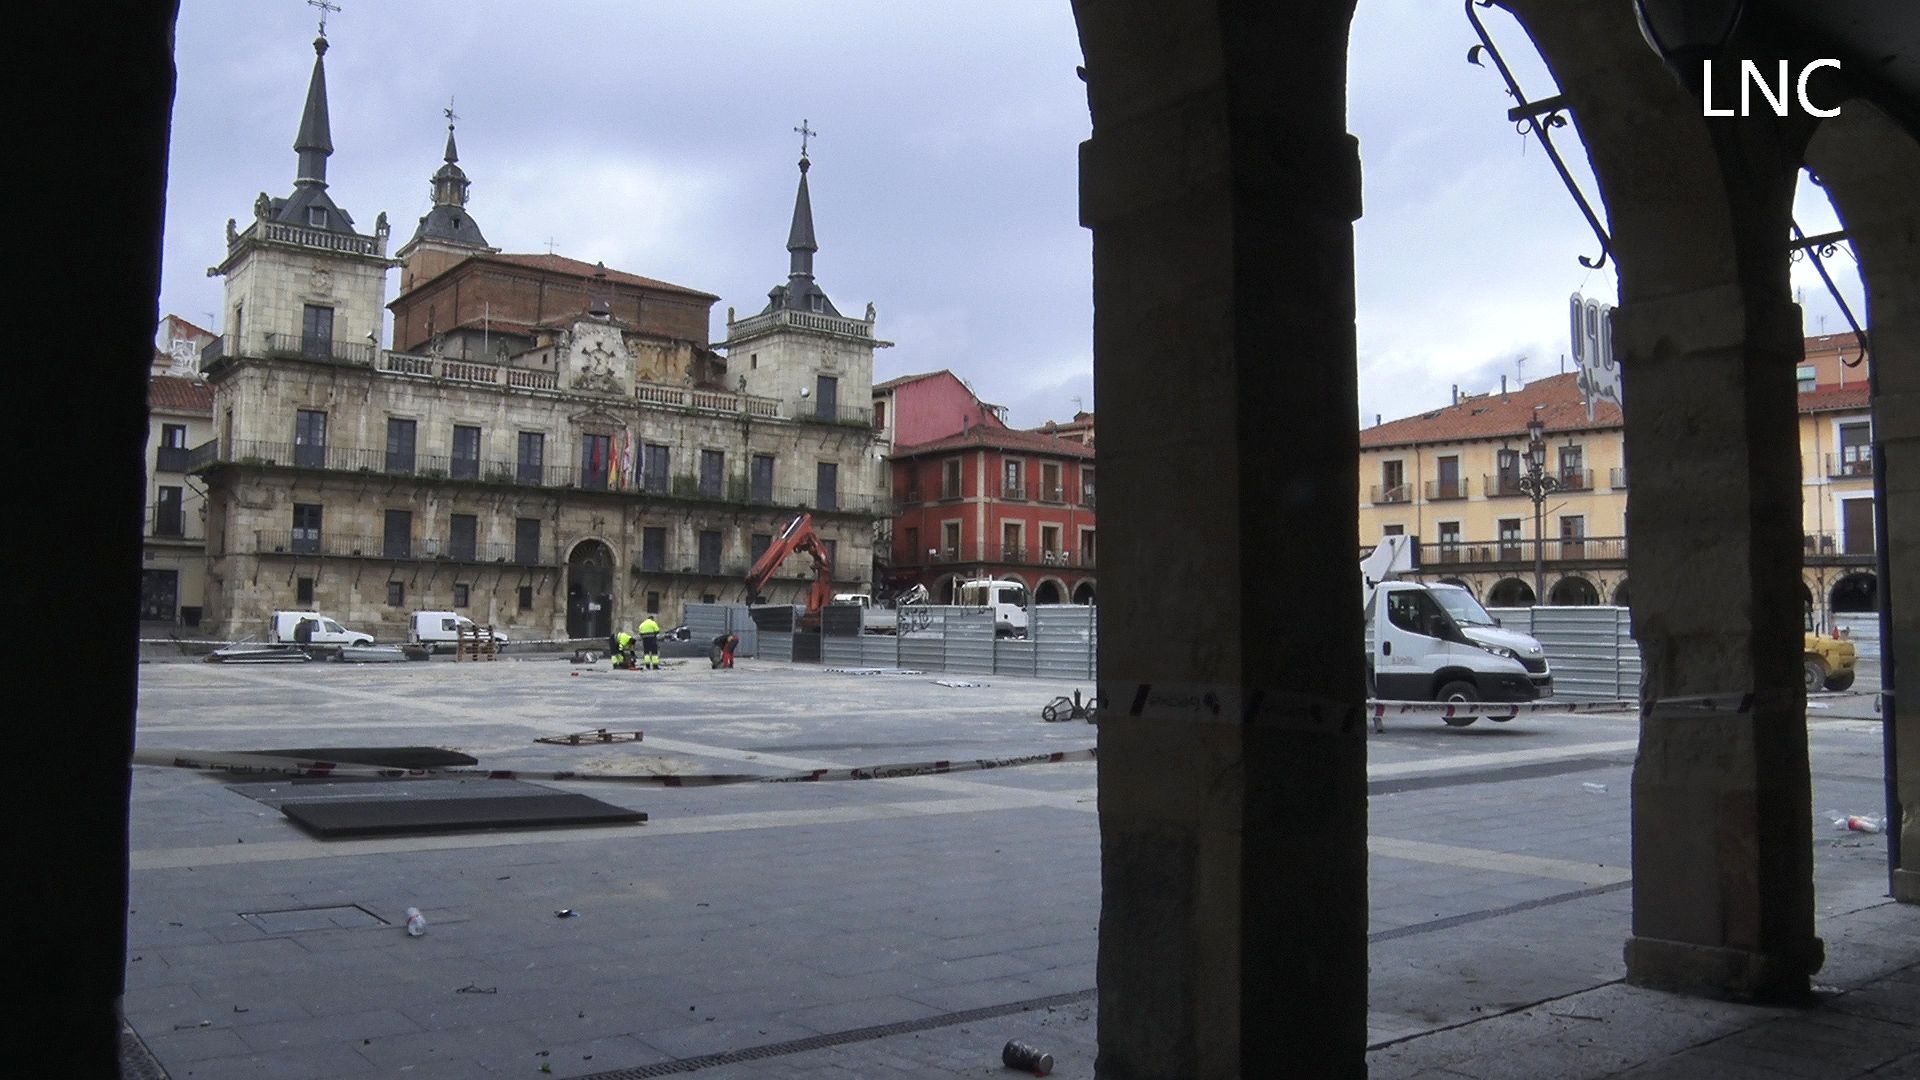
<box><xmin>124</xmin><ymin>658</ymin><xmax>1912</xmax><ymax>1078</ymax></box>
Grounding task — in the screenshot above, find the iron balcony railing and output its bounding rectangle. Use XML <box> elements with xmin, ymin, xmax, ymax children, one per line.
<box><xmin>1000</xmin><ymin>482</ymin><xmax>1028</xmax><ymax>501</ymax></box>
<box><xmin>198</xmin><ymin>439</ymin><xmax>886</xmax><ymax>514</ymax></box>
<box><xmin>1827</xmin><ymin>452</ymin><xmax>1873</xmax><ymax>479</ymax></box>
<box><xmin>1371</xmin><ymin>483</ymin><xmax>1412</xmax><ymax>505</ymax></box>
<box><xmin>1484</xmin><ymin>473</ymin><xmax>1524</xmax><ymax>498</ymax></box>
<box><xmin>262</xmin><ymin>332</ymin><xmax>375</xmax><ymax>367</ymax></box>
<box><xmin>940</xmin><ymin>479</ymin><xmax>964</xmax><ymax>500</ymax></box>
<box><xmin>1038</xmin><ymin>484</ymin><xmax>1068</xmax><ymax>504</ymax></box>
<box><xmin>254</xmin><ymin>530</ymin><xmax>552</xmax><ymax>566</ymax></box>
<box><xmin>1425</xmin><ymin>478</ymin><xmax>1469</xmax><ymax>501</ymax></box>
<box><xmin>1804</xmin><ymin>531</ymin><xmax>1877</xmax><ymax>558</ymax></box>
<box><xmin>1558</xmin><ymin>468</ymin><xmax>1595</xmax><ymax>492</ymax></box>
<box><xmin>154</xmin><ymin>446</ymin><xmax>191</xmax><ymax>473</ymax></box>
<box><xmin>1408</xmin><ymin>536</ymin><xmax>1629</xmax><ymax>566</ymax></box>
<box><xmin>1610</xmin><ymin>467</ymin><xmax>1629</xmax><ymax>489</ymax></box>
<box><xmin>791</xmin><ymin>399</ymin><xmax>876</xmax><ymax>427</ymax></box>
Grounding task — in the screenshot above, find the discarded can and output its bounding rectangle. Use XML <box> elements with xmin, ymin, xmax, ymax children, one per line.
<box><xmin>1002</xmin><ymin>1039</ymin><xmax>1053</xmax><ymax>1075</ymax></box>
<box><xmin>404</xmin><ymin>907</ymin><xmax>426</xmax><ymax>936</ymax></box>
<box><xmin>1835</xmin><ymin>815</ymin><xmax>1884</xmax><ymax>834</ymax></box>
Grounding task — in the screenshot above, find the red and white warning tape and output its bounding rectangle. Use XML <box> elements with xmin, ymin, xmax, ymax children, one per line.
<box><xmin>131</xmin><ymin>746</ymin><xmax>1096</xmax><ymax>787</ymax></box>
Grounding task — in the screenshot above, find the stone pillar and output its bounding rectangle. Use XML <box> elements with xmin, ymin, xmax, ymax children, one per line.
<box><xmin>1075</xmin><ymin>4</ymin><xmax>1368</xmax><ymax>1075</ymax></box>
<box><xmin>1806</xmin><ymin>105</ymin><xmax>1920</xmax><ymax>902</ymax></box>
<box><xmin>1619</xmin><ymin>288</ymin><xmax>1823</xmax><ymax>999</ymax></box>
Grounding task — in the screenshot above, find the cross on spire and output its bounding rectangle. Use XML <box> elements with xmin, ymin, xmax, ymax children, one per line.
<box><xmin>307</xmin><ymin>0</ymin><xmax>340</xmax><ymax>37</ymax></box>
<box><xmin>793</xmin><ymin>119</ymin><xmax>817</xmax><ymax>159</ymax></box>
<box><xmin>545</xmin><ymin>236</ymin><xmax>558</xmax><ymax>254</ymax></box>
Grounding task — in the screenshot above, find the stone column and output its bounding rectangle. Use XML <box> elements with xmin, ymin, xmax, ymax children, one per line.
<box><xmin>1806</xmin><ymin>105</ymin><xmax>1920</xmax><ymax>902</ymax></box>
<box><xmin>1075</xmin><ymin>4</ymin><xmax>1369</xmax><ymax>1075</ymax></box>
<box><xmin>1619</xmin><ymin>288</ymin><xmax>1823</xmax><ymax>999</ymax></box>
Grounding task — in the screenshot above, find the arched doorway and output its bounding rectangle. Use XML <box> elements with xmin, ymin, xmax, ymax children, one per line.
<box><xmin>1035</xmin><ymin>579</ymin><xmax>1064</xmax><ymax>604</ymax></box>
<box><xmin>566</xmin><ymin>539</ymin><xmax>614</xmax><ymax>640</ymax></box>
<box><xmin>1487</xmin><ymin>578</ymin><xmax>1535</xmax><ymax>607</ymax></box>
<box><xmin>1549</xmin><ymin>576</ymin><xmax>1599</xmax><ymax>606</ymax></box>
<box><xmin>1831</xmin><ymin>571</ymin><xmax>1878</xmax><ymax>613</ymax></box>
<box><xmin>1612</xmin><ymin>580</ymin><xmax>1630</xmax><ymax>607</ymax></box>
<box><xmin>1073</xmin><ymin>580</ymin><xmax>1096</xmax><ymax>605</ymax></box>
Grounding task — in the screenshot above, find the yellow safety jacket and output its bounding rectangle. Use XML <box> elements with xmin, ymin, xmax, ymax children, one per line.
<box><xmin>614</xmin><ymin>631</ymin><xmax>633</xmax><ymax>649</ymax></box>
<box><xmin>637</xmin><ymin>618</ymin><xmax>661</xmax><ymax>637</ymax></box>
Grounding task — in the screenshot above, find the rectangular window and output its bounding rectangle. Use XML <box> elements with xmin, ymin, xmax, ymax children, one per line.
<box><xmin>296</xmin><ymin>576</ymin><xmax>314</xmax><ymax>605</ymax></box>
<box><xmin>750</xmin><ymin>454</ymin><xmax>775</xmax><ymax>503</ymax></box>
<box><xmin>452</xmin><ymin>425</ymin><xmax>481</xmax><ymax>480</ymax></box>
<box><xmin>1558</xmin><ymin>444</ymin><xmax>1586</xmax><ymax>489</ymax></box>
<box><xmin>383</xmin><ymin>509</ymin><xmax>413</xmax><ymax>558</ymax></box>
<box><xmin>386</xmin><ymin>418</ymin><xmax>416</xmax><ymax>474</ymax></box>
<box><xmin>517</xmin><ymin>431</ymin><xmax>545</xmax><ymax>485</ymax></box>
<box><xmin>453</xmin><ymin>583</ymin><xmax>469</xmax><ymax>608</ymax></box>
<box><xmin>698</xmin><ymin>530</ymin><xmax>723</xmax><ymax>575</ymax></box>
<box><xmin>301</xmin><ymin>304</ymin><xmax>334</xmax><ymax>359</ymax></box>
<box><xmin>1081</xmin><ymin>466</ymin><xmax>1095</xmax><ymax>508</ymax></box>
<box><xmin>518</xmin><ymin>585</ymin><xmax>534</xmax><ymax>611</ymax></box>
<box><xmin>1377</xmin><ymin>459</ymin><xmax>1407</xmax><ymax>503</ymax></box>
<box><xmin>514</xmin><ymin>518</ymin><xmax>541</xmax><ymax>565</ymax></box>
<box><xmin>751</xmin><ymin>532</ymin><xmax>772</xmax><ymax>567</ymax></box>
<box><xmin>1437</xmin><ymin>521</ymin><xmax>1461</xmax><ymax>562</ymax></box>
<box><xmin>291</xmin><ymin>503</ymin><xmax>322</xmax><ymax>554</ymax></box>
<box><xmin>1002</xmin><ymin>459</ymin><xmax>1025</xmax><ymax>500</ymax></box>
<box><xmin>162</xmin><ymin>424</ymin><xmax>187</xmax><ymax>449</ymax></box>
<box><xmin>581</xmin><ymin>433</ymin><xmax>611</xmax><ymax>490</ymax></box>
<box><xmin>816</xmin><ymin>462</ymin><xmax>839</xmax><ymax>511</ymax></box>
<box><xmin>1079</xmin><ymin>527</ymin><xmax>1096</xmax><ymax>568</ymax></box>
<box><xmin>1381</xmin><ymin>524</ymin><xmax>1405</xmax><ymax>537</ymax></box>
<box><xmin>1843</xmin><ymin>497</ymin><xmax>1877</xmax><ymax>555</ymax></box>
<box><xmin>1498</xmin><ymin>518</ymin><xmax>1523</xmax><ymax>560</ymax></box>
<box><xmin>643</xmin><ymin>443</ymin><xmax>671</xmax><ymax>494</ymax></box>
<box><xmin>450</xmin><ymin>513</ymin><xmax>477</xmax><ymax>561</ymax></box>
<box><xmin>873</xmin><ymin>399</ymin><xmax>887</xmax><ymax>431</ymax></box>
<box><xmin>1433</xmin><ymin>456</ymin><xmax>1462</xmax><ymax>500</ymax></box>
<box><xmin>156</xmin><ymin>426</ymin><xmax>190</xmax><ymax>472</ymax></box>
<box><xmin>1837</xmin><ymin>421</ymin><xmax>1872</xmax><ymax>476</ymax></box>
<box><xmin>815</xmin><ymin>374</ymin><xmax>839</xmax><ymax>419</ymax></box>
<box><xmin>646</xmin><ymin>590</ymin><xmax>661</xmax><ymax>614</ymax></box>
<box><xmin>1002</xmin><ymin>521</ymin><xmax>1024</xmax><ymax>563</ymax></box>
<box><xmin>294</xmin><ymin>409</ymin><xmax>327</xmax><ymax>468</ymax></box>
<box><xmin>1560</xmin><ymin>514</ymin><xmax>1586</xmax><ymax>558</ymax></box>
<box><xmin>942</xmin><ymin>458</ymin><xmax>962</xmax><ymax>499</ymax></box>
<box><xmin>642</xmin><ymin>527</ymin><xmax>667</xmax><ymax>572</ymax></box>
<box><xmin>1797</xmin><ymin>364</ymin><xmax>1818</xmax><ymax>394</ymax></box>
<box><xmin>154</xmin><ymin>486</ymin><xmax>184</xmax><ymax>538</ymax></box>
<box><xmin>941</xmin><ymin>521</ymin><xmax>961</xmax><ymax>559</ymax></box>
<box><xmin>387</xmin><ymin>580</ymin><xmax>405</xmax><ymax>606</ymax></box>
<box><xmin>700</xmin><ymin>449</ymin><xmax>725</xmax><ymax>498</ymax></box>
<box><xmin>1040</xmin><ymin>525</ymin><xmax>1061</xmax><ymax>560</ymax></box>
<box><xmin>1041</xmin><ymin>462</ymin><xmax>1063</xmax><ymax>503</ymax></box>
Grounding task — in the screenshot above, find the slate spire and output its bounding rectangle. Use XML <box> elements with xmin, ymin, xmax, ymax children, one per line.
<box><xmin>293</xmin><ymin>36</ymin><xmax>333</xmax><ymax>189</ymax></box>
<box><xmin>786</xmin><ymin>154</ymin><xmax>817</xmax><ymax>281</ymax></box>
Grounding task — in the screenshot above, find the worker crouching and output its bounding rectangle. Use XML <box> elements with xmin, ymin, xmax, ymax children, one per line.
<box><xmin>611</xmin><ymin>629</ymin><xmax>637</xmax><ymax>670</ymax></box>
<box><xmin>710</xmin><ymin>633</ymin><xmax>738</xmax><ymax>669</ymax></box>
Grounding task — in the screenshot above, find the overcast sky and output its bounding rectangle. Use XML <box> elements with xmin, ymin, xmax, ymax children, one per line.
<box><xmin>158</xmin><ymin>0</ymin><xmax>1862</xmax><ymax>430</ymax></box>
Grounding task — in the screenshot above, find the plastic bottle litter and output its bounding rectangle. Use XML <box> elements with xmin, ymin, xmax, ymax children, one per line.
<box><xmin>1002</xmin><ymin>1039</ymin><xmax>1054</xmax><ymax>1075</ymax></box>
<box><xmin>1833</xmin><ymin>815</ymin><xmax>1884</xmax><ymax>834</ymax></box>
<box><xmin>404</xmin><ymin>907</ymin><xmax>427</xmax><ymax>936</ymax></box>
<box><xmin>1582</xmin><ymin>782</ymin><xmax>1609</xmax><ymax>794</ymax></box>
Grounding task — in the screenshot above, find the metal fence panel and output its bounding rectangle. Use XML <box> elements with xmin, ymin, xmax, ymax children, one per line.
<box><xmin>941</xmin><ymin>607</ymin><xmax>997</xmax><ymax>674</ymax></box>
<box><xmin>822</xmin><ymin>633</ymin><xmax>863</xmax><ymax>666</ymax></box>
<box><xmin>684</xmin><ymin>603</ymin><xmax>758</xmax><ymax>657</ymax></box>
<box><xmin>1834</xmin><ymin>613</ymin><xmax>1880</xmax><ymax>659</ymax></box>
<box><xmin>995</xmin><ymin>639</ymin><xmax>1036</xmax><ymax>677</ymax></box>
<box><xmin>860</xmin><ymin>635</ymin><xmax>902</xmax><ymax>667</ymax></box>
<box><xmin>899</xmin><ymin>609</ymin><xmax>948</xmax><ymax>671</ymax></box>
<box><xmin>1487</xmin><ymin>608</ymin><xmax>1533</xmax><ymax>636</ymax></box>
<box><xmin>757</xmin><ymin>631</ymin><xmax>793</xmax><ymax>662</ymax></box>
<box><xmin>1616</xmin><ymin>609</ymin><xmax>1642</xmax><ymax>697</ymax></box>
<box><xmin>1034</xmin><ymin>605</ymin><xmax>1096</xmax><ymax>679</ymax></box>
<box><xmin>1528</xmin><ymin>606</ymin><xmax>1630</xmax><ymax>700</ymax></box>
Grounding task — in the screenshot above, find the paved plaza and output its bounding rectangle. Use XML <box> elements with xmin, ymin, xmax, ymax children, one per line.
<box><xmin>124</xmin><ymin>654</ymin><xmax>1916</xmax><ymax>1078</ymax></box>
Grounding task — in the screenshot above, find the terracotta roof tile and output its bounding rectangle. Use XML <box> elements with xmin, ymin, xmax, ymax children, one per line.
<box><xmin>148</xmin><ymin>375</ymin><xmax>214</xmax><ymax>414</ymax></box>
<box><xmin>1797</xmin><ymin>384</ymin><xmax>1871</xmax><ymax>413</ymax></box>
<box><xmin>1359</xmin><ymin>373</ymin><xmax>1618</xmax><ymax>448</ymax></box>
<box><xmin>484</xmin><ymin>252</ymin><xmax>719</xmax><ymax>300</ymax></box>
<box><xmin>895</xmin><ymin>425</ymin><xmax>1096</xmax><ymax>460</ymax></box>
<box><xmin>873</xmin><ymin>370</ymin><xmax>948</xmax><ymax>392</ymax></box>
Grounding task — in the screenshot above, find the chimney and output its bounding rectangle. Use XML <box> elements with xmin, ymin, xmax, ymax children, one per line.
<box><xmin>1451</xmin><ymin>384</ymin><xmax>1459</xmax><ymax>406</ymax></box>
<box><xmin>1501</xmin><ymin>374</ymin><xmax>1508</xmax><ymax>397</ymax></box>
<box><xmin>1374</xmin><ymin>414</ymin><xmax>1382</xmax><ymax>427</ymax></box>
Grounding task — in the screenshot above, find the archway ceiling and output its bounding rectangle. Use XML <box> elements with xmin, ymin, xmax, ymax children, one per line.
<box><xmin>1756</xmin><ymin>0</ymin><xmax>1920</xmax><ymax>137</ymax></box>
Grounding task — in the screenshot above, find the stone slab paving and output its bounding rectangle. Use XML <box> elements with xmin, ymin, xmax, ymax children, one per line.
<box><xmin>124</xmin><ymin>657</ymin><xmax>1915</xmax><ymax>1077</ymax></box>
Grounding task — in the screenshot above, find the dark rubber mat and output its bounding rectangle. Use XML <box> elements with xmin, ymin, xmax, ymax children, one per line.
<box><xmin>244</xmin><ymin>747</ymin><xmax>480</xmax><ymax>768</ymax></box>
<box><xmin>280</xmin><ymin>792</ymin><xmax>646</xmax><ymax>838</ymax></box>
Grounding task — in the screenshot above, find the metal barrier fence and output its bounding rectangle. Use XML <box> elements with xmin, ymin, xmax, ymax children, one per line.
<box><xmin>744</xmin><ymin>603</ymin><xmax>1098</xmax><ymax>679</ymax></box>
<box><xmin>1489</xmin><ymin>606</ymin><xmax>1642</xmax><ymax>701</ymax></box>
<box><xmin>683</xmin><ymin>603</ymin><xmax>760</xmax><ymax>658</ymax></box>
<box><xmin>1834</xmin><ymin>613</ymin><xmax>1881</xmax><ymax>660</ymax></box>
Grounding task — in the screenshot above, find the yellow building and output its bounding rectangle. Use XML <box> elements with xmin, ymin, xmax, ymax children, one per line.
<box><xmin>1358</xmin><ymin>334</ymin><xmax>1876</xmax><ymax>626</ymax></box>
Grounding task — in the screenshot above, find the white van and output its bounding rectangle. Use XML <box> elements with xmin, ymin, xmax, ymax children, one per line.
<box><xmin>268</xmin><ymin>610</ymin><xmax>374</xmax><ymax>647</ymax></box>
<box><xmin>1364</xmin><ymin>582</ymin><xmax>1542</xmax><ymax>724</ymax></box>
<box><xmin>408</xmin><ymin>611</ymin><xmax>508</xmax><ymax>653</ymax></box>
<box><xmin>956</xmin><ymin>579</ymin><xmax>1030</xmax><ymax>637</ymax></box>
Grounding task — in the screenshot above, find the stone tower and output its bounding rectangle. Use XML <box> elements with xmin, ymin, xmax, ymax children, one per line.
<box><xmin>209</xmin><ymin>31</ymin><xmax>393</xmax><ymax>363</ymax></box>
<box><xmin>720</xmin><ymin>142</ymin><xmax>889</xmax><ymax>420</ymax></box>
<box><xmin>395</xmin><ymin>109</ymin><xmax>498</xmax><ymax>295</ymax></box>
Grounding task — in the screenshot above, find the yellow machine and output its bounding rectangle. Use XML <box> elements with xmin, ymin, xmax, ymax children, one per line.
<box><xmin>1804</xmin><ymin>601</ymin><xmax>1860</xmax><ymax>692</ymax></box>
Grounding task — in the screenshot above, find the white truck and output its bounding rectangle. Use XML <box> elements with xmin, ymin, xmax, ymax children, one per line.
<box><xmin>267</xmin><ymin>610</ymin><xmax>374</xmax><ymax>648</ymax></box>
<box><xmin>957</xmin><ymin>578</ymin><xmax>1030</xmax><ymax>638</ymax></box>
<box><xmin>832</xmin><ymin>585</ymin><xmax>930</xmax><ymax>634</ymax></box>
<box><xmin>408</xmin><ymin>611</ymin><xmax>510</xmax><ymax>653</ymax></box>
<box><xmin>1362</xmin><ymin>536</ymin><xmax>1550</xmax><ymax>724</ymax></box>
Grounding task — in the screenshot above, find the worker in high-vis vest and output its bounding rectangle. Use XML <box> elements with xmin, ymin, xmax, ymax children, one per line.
<box><xmin>637</xmin><ymin>615</ymin><xmax>662</xmax><ymax>670</ymax></box>
<box><xmin>612</xmin><ymin>629</ymin><xmax>636</xmax><ymax>670</ymax></box>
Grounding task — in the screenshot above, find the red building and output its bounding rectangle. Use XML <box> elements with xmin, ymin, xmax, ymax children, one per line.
<box><xmin>888</xmin><ymin>425</ymin><xmax>1097</xmax><ymax>604</ymax></box>
<box><xmin>873</xmin><ymin>369</ymin><xmax>1008</xmax><ymax>449</ymax></box>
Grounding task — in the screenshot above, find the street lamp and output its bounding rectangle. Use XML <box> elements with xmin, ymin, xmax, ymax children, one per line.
<box><xmin>1632</xmin><ymin>0</ymin><xmax>1744</xmax><ymax>94</ymax></box>
<box><xmin>1515</xmin><ymin>413</ymin><xmax>1560</xmax><ymax>606</ymax></box>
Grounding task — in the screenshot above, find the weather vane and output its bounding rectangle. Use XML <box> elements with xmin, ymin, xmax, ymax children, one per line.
<box><xmin>794</xmin><ymin>119</ymin><xmax>817</xmax><ymax>158</ymax></box>
<box><xmin>308</xmin><ymin>0</ymin><xmax>340</xmax><ymax>37</ymax></box>
<box><xmin>444</xmin><ymin>96</ymin><xmax>458</xmax><ymax>128</ymax></box>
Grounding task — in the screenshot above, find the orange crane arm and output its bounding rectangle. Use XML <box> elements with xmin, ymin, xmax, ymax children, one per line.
<box><xmin>744</xmin><ymin>512</ymin><xmax>836</xmax><ymax>618</ymax></box>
